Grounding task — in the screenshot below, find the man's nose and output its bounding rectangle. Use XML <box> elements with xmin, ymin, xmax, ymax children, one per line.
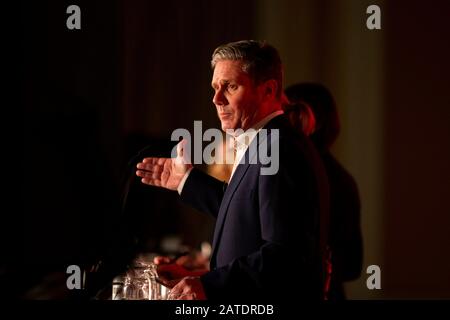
<box><xmin>213</xmin><ymin>89</ymin><xmax>227</xmax><ymax>106</ymax></box>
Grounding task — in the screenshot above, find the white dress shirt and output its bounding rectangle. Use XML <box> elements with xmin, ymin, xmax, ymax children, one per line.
<box><xmin>228</xmin><ymin>110</ymin><xmax>284</xmax><ymax>181</ymax></box>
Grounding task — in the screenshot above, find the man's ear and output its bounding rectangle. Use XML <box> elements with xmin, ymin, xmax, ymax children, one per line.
<box><xmin>263</xmin><ymin>79</ymin><xmax>278</xmax><ymax>99</ymax></box>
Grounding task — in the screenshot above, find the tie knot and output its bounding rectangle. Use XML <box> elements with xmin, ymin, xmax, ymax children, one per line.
<box><xmin>231</xmin><ymin>136</ymin><xmax>237</xmax><ymax>150</ymax></box>
<box><xmin>234</xmin><ymin>134</ymin><xmax>250</xmax><ymax>151</ymax></box>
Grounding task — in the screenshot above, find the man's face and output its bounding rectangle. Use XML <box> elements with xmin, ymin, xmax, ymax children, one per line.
<box><xmin>211</xmin><ymin>60</ymin><xmax>262</xmax><ymax>131</ymax></box>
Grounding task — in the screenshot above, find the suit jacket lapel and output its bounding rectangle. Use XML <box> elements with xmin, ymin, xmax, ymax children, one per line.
<box><xmin>210</xmin><ymin>127</ymin><xmax>272</xmax><ymax>267</ymax></box>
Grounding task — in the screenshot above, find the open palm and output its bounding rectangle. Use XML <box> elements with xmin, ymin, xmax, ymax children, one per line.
<box><xmin>136</xmin><ymin>141</ymin><xmax>192</xmax><ymax>191</ymax></box>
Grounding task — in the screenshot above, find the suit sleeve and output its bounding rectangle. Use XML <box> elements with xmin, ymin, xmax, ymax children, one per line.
<box><xmin>179</xmin><ymin>168</ymin><xmax>227</xmax><ymax>218</ymax></box>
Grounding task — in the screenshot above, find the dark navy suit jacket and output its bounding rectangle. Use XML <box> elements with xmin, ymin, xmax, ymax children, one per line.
<box><xmin>180</xmin><ymin>115</ymin><xmax>329</xmax><ymax>301</ymax></box>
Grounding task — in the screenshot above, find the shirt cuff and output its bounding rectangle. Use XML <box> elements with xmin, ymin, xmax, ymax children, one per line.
<box><xmin>177</xmin><ymin>167</ymin><xmax>193</xmax><ymax>195</ymax></box>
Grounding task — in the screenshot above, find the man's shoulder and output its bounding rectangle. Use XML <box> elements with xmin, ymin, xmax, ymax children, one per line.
<box><xmin>261</xmin><ymin>114</ymin><xmax>326</xmax><ymax>172</ymax></box>
<box><xmin>262</xmin><ymin>114</ymin><xmax>309</xmax><ymax>147</ymax></box>
<box><xmin>262</xmin><ymin>114</ymin><xmax>290</xmax><ymax>131</ymax></box>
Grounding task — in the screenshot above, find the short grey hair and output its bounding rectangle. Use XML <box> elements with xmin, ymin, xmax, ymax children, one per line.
<box><xmin>211</xmin><ymin>40</ymin><xmax>284</xmax><ymax>99</ymax></box>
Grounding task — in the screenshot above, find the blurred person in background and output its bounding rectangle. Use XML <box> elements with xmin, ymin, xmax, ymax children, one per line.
<box><xmin>285</xmin><ymin>83</ymin><xmax>363</xmax><ymax>300</ymax></box>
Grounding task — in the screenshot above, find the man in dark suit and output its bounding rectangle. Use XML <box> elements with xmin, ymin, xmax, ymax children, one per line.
<box><xmin>136</xmin><ymin>40</ymin><xmax>329</xmax><ymax>300</ymax></box>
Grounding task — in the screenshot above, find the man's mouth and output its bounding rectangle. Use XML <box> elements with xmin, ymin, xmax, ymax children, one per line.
<box><xmin>219</xmin><ymin>113</ymin><xmax>232</xmax><ymax>119</ymax></box>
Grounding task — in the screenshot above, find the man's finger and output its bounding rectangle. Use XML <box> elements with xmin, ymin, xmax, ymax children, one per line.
<box><xmin>142</xmin><ymin>157</ymin><xmax>160</xmax><ymax>164</ymax></box>
<box><xmin>177</xmin><ymin>139</ymin><xmax>192</xmax><ymax>165</ymax></box>
<box><xmin>167</xmin><ymin>280</ymin><xmax>184</xmax><ymax>298</ymax></box>
<box><xmin>168</xmin><ymin>279</ymin><xmax>197</xmax><ymax>300</ymax></box>
<box><xmin>177</xmin><ymin>140</ymin><xmax>184</xmax><ymax>158</ymax></box>
<box><xmin>137</xmin><ymin>162</ymin><xmax>164</xmax><ymax>173</ymax></box>
<box><xmin>136</xmin><ymin>170</ymin><xmax>149</xmax><ymax>177</ymax></box>
<box><xmin>175</xmin><ymin>293</ymin><xmax>196</xmax><ymax>300</ymax></box>
<box><xmin>136</xmin><ymin>170</ymin><xmax>162</xmax><ymax>180</ymax></box>
<box><xmin>136</xmin><ymin>171</ymin><xmax>160</xmax><ymax>183</ymax></box>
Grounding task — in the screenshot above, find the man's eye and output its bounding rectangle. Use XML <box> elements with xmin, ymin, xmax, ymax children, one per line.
<box><xmin>228</xmin><ymin>84</ymin><xmax>237</xmax><ymax>91</ymax></box>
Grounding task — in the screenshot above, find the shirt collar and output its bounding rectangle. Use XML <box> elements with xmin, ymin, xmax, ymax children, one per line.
<box><xmin>234</xmin><ymin>110</ymin><xmax>284</xmax><ymax>150</ymax></box>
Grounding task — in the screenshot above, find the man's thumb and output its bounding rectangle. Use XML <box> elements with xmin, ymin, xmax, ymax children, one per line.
<box><xmin>176</xmin><ymin>139</ymin><xmax>192</xmax><ymax>164</ymax></box>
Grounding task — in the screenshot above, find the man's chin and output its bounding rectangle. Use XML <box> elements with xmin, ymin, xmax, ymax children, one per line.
<box><xmin>220</xmin><ymin>122</ymin><xmax>236</xmax><ymax>132</ymax></box>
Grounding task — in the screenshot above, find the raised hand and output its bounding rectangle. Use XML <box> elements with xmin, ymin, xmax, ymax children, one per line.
<box><xmin>136</xmin><ymin>140</ymin><xmax>193</xmax><ymax>191</ymax></box>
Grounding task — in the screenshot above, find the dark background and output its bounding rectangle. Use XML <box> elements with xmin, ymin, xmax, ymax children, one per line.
<box><xmin>17</xmin><ymin>0</ymin><xmax>450</xmax><ymax>299</ymax></box>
